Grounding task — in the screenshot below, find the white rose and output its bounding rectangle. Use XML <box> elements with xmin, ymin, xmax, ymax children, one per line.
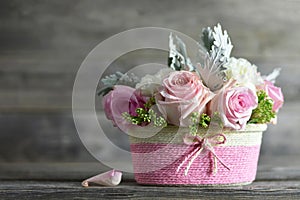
<box><xmin>224</xmin><ymin>57</ymin><xmax>263</xmax><ymax>88</ymax></box>
<box><xmin>136</xmin><ymin>68</ymin><xmax>173</xmax><ymax>96</ymax></box>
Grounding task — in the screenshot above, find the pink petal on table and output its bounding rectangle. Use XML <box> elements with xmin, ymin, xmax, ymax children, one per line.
<box><xmin>82</xmin><ymin>170</ymin><xmax>122</xmax><ymax>187</ymax></box>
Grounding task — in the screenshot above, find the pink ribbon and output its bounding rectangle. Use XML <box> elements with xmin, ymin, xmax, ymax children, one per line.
<box><xmin>177</xmin><ymin>133</ymin><xmax>230</xmax><ymax>176</ymax></box>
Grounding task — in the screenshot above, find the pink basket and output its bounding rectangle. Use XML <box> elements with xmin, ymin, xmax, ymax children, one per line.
<box><xmin>129</xmin><ymin>124</ymin><xmax>267</xmax><ymax>186</ymax></box>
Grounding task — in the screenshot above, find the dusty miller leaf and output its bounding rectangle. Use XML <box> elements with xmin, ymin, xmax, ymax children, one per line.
<box><xmin>98</xmin><ymin>71</ymin><xmax>140</xmax><ymax>96</ymax></box>
<box><xmin>197</xmin><ymin>23</ymin><xmax>233</xmax><ymax>91</ymax></box>
<box><xmin>263</xmin><ymin>68</ymin><xmax>281</xmax><ymax>84</ymax></box>
<box><xmin>168</xmin><ymin>33</ymin><xmax>195</xmax><ymax>71</ymax></box>
<box><xmin>201</xmin><ymin>27</ymin><xmax>214</xmax><ymax>51</ymax></box>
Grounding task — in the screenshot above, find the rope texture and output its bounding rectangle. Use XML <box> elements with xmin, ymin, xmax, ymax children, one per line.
<box><xmin>129</xmin><ymin>124</ymin><xmax>266</xmax><ymax>186</ymax></box>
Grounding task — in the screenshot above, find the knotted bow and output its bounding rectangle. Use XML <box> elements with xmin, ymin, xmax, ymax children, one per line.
<box><xmin>177</xmin><ymin>133</ymin><xmax>230</xmax><ymax>176</ymax></box>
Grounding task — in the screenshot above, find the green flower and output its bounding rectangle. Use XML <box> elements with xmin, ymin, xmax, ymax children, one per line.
<box><xmin>248</xmin><ymin>90</ymin><xmax>276</xmax><ymax>124</ymax></box>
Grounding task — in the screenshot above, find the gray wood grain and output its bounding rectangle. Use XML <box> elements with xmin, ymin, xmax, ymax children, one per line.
<box><xmin>0</xmin><ymin>0</ymin><xmax>299</xmax><ymax>109</ymax></box>
<box><xmin>1</xmin><ymin>180</ymin><xmax>300</xmax><ymax>199</ymax></box>
<box><xmin>0</xmin><ymin>103</ymin><xmax>298</xmax><ymax>162</ymax></box>
<box><xmin>0</xmin><ymin>162</ymin><xmax>300</xmax><ymax>199</ymax></box>
<box><xmin>1</xmin><ymin>157</ymin><xmax>300</xmax><ymax>181</ymax></box>
<box><xmin>1</xmin><ymin>0</ymin><xmax>300</xmax><ymax>162</ymax></box>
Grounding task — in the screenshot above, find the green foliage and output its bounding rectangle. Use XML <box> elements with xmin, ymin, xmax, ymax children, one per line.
<box><xmin>122</xmin><ymin>109</ymin><xmax>167</xmax><ymax>128</ymax></box>
<box><xmin>148</xmin><ymin>109</ymin><xmax>168</xmax><ymax>127</ymax></box>
<box><xmin>199</xmin><ymin>113</ymin><xmax>211</xmax><ymax>128</ymax></box>
<box><xmin>144</xmin><ymin>97</ymin><xmax>155</xmax><ymax>109</ymax></box>
<box><xmin>249</xmin><ymin>90</ymin><xmax>276</xmax><ymax>124</ymax></box>
<box><xmin>189</xmin><ymin>112</ymin><xmax>200</xmax><ymax>135</ymax></box>
<box><xmin>122</xmin><ymin>97</ymin><xmax>167</xmax><ymax>128</ymax></box>
<box><xmin>189</xmin><ymin>113</ymin><xmax>211</xmax><ymax>135</ymax></box>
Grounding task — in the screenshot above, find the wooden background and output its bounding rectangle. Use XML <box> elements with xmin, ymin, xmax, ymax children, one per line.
<box><xmin>0</xmin><ymin>0</ymin><xmax>299</xmax><ymax>165</ymax></box>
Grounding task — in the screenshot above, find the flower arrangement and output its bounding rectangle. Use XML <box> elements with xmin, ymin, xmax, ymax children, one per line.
<box><xmin>99</xmin><ymin>24</ymin><xmax>284</xmax><ymax>133</ymax></box>
<box><xmin>98</xmin><ymin>24</ymin><xmax>284</xmax><ymax>186</ymax></box>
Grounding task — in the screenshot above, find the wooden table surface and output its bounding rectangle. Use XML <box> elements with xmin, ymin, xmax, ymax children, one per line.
<box><xmin>1</xmin><ymin>156</ymin><xmax>300</xmax><ymax>199</ymax></box>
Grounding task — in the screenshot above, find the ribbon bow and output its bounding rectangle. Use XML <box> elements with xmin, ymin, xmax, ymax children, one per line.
<box><xmin>176</xmin><ymin>133</ymin><xmax>230</xmax><ymax>176</ymax></box>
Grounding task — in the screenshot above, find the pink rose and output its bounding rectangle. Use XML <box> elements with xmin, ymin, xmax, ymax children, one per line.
<box><xmin>259</xmin><ymin>80</ymin><xmax>284</xmax><ymax>112</ymax></box>
<box><xmin>156</xmin><ymin>71</ymin><xmax>214</xmax><ymax>126</ymax></box>
<box><xmin>102</xmin><ymin>85</ymin><xmax>147</xmax><ymax>131</ymax></box>
<box><xmin>208</xmin><ymin>82</ymin><xmax>258</xmax><ymax>130</ymax></box>
<box><xmin>128</xmin><ymin>90</ymin><xmax>148</xmax><ymax>117</ymax></box>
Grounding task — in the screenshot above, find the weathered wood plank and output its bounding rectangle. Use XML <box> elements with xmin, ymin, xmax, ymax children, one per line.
<box><xmin>1</xmin><ymin>162</ymin><xmax>300</xmax><ymax>199</ymax></box>
<box><xmin>0</xmin><ymin>113</ymin><xmax>93</xmax><ymax>162</ymax></box>
<box><xmin>0</xmin><ymin>102</ymin><xmax>299</xmax><ymax>162</ymax></box>
<box><xmin>1</xmin><ymin>0</ymin><xmax>300</xmax><ymax>58</ymax></box>
<box><xmin>0</xmin><ymin>57</ymin><xmax>299</xmax><ymax>109</ymax></box>
<box><xmin>0</xmin><ymin>0</ymin><xmax>300</xmax><ymax>109</ymax></box>
<box><xmin>0</xmin><ymin>180</ymin><xmax>300</xmax><ymax>199</ymax></box>
<box><xmin>1</xmin><ymin>159</ymin><xmax>300</xmax><ymax>181</ymax></box>
<box><xmin>0</xmin><ymin>0</ymin><xmax>300</xmax><ymax>164</ymax></box>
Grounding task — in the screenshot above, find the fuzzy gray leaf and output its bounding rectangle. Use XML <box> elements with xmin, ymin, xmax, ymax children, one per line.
<box><xmin>168</xmin><ymin>33</ymin><xmax>194</xmax><ymax>71</ymax></box>
<box><xmin>197</xmin><ymin>24</ymin><xmax>233</xmax><ymax>91</ymax></box>
<box><xmin>202</xmin><ymin>27</ymin><xmax>214</xmax><ymax>51</ymax></box>
<box><xmin>98</xmin><ymin>71</ymin><xmax>140</xmax><ymax>96</ymax></box>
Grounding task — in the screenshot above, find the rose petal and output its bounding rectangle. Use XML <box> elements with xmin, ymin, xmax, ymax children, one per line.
<box><xmin>82</xmin><ymin>170</ymin><xmax>122</xmax><ymax>187</ymax></box>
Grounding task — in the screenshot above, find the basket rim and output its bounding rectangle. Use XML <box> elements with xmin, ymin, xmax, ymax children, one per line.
<box><xmin>129</xmin><ymin>123</ymin><xmax>267</xmax><ymax>136</ymax></box>
<box><xmin>128</xmin><ymin>124</ymin><xmax>267</xmax><ymax>146</ymax></box>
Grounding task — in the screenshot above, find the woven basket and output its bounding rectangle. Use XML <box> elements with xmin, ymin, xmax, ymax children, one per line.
<box><xmin>129</xmin><ymin>124</ymin><xmax>267</xmax><ymax>186</ymax></box>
